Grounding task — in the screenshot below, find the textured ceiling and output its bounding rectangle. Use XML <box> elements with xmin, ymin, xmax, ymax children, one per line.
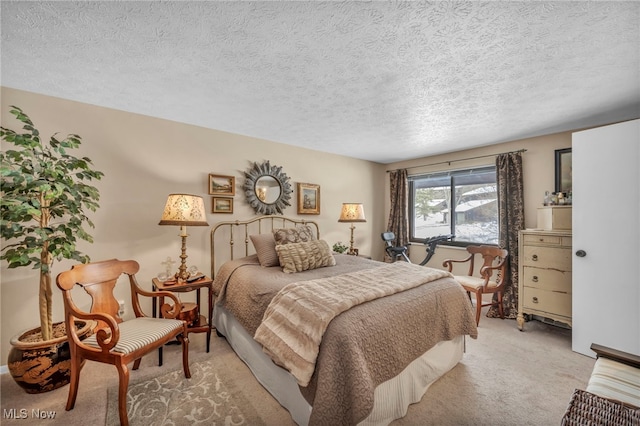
<box><xmin>1</xmin><ymin>1</ymin><xmax>639</xmax><ymax>163</ymax></box>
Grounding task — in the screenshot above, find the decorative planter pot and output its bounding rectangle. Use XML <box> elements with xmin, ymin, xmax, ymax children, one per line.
<box><xmin>7</xmin><ymin>320</ymin><xmax>94</xmax><ymax>394</ymax></box>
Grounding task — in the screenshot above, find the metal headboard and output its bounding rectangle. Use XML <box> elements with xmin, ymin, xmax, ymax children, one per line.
<box><xmin>210</xmin><ymin>215</ymin><xmax>320</xmax><ymax>279</ymax></box>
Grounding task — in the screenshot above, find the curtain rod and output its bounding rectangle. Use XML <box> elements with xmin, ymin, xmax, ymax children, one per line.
<box><xmin>386</xmin><ymin>148</ymin><xmax>527</xmax><ymax>173</ymax></box>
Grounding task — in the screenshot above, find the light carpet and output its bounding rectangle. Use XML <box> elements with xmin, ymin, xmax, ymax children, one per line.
<box><xmin>105</xmin><ymin>359</ymin><xmax>266</xmax><ymax>425</ymax></box>
<box><xmin>1</xmin><ymin>309</ymin><xmax>596</xmax><ymax>425</ymax></box>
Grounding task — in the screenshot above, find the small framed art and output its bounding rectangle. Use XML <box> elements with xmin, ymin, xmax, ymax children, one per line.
<box><xmin>209</xmin><ymin>174</ymin><xmax>235</xmax><ymax>196</ymax></box>
<box><xmin>212</xmin><ymin>197</ymin><xmax>233</xmax><ymax>213</ymax></box>
<box><xmin>297</xmin><ymin>183</ymin><xmax>320</xmax><ymax>215</ymax></box>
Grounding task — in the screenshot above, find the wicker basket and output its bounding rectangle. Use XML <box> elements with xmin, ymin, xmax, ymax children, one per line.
<box><xmin>561</xmin><ymin>389</ymin><xmax>640</xmax><ymax>426</ymax></box>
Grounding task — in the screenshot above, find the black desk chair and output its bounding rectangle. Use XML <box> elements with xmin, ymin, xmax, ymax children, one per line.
<box><xmin>381</xmin><ymin>232</ymin><xmax>410</xmax><ymax>262</ymax></box>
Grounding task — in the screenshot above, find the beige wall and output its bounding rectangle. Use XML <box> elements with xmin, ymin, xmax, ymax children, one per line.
<box><xmin>0</xmin><ymin>86</ymin><xmax>592</xmax><ymax>365</ymax></box>
<box><xmin>383</xmin><ymin>130</ymin><xmax>572</xmax><ymax>272</ymax></box>
<box><xmin>0</xmin><ymin>87</ymin><xmax>386</xmax><ymax>363</ymax></box>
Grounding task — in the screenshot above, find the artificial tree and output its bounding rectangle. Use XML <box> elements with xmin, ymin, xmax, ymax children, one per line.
<box><xmin>1</xmin><ymin>105</ymin><xmax>103</xmax><ymax>341</ymax></box>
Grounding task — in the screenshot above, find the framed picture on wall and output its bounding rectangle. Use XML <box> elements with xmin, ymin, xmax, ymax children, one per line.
<box><xmin>212</xmin><ymin>197</ymin><xmax>233</xmax><ymax>213</ymax></box>
<box><xmin>297</xmin><ymin>183</ymin><xmax>320</xmax><ymax>215</ymax></box>
<box><xmin>555</xmin><ymin>148</ymin><xmax>572</xmax><ymax>194</ymax></box>
<box><xmin>208</xmin><ymin>174</ymin><xmax>235</xmax><ymax>196</ymax></box>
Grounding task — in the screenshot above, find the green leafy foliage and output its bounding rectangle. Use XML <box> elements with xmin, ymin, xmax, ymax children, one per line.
<box><xmin>332</xmin><ymin>242</ymin><xmax>348</xmax><ymax>254</ymax></box>
<box><xmin>1</xmin><ymin>106</ymin><xmax>104</xmax><ymax>339</ymax></box>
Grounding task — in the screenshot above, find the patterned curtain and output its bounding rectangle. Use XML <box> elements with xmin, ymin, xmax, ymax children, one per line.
<box><xmin>386</xmin><ymin>169</ymin><xmax>410</xmax><ymax>261</ymax></box>
<box><xmin>487</xmin><ymin>152</ymin><xmax>524</xmax><ymax>319</ymax></box>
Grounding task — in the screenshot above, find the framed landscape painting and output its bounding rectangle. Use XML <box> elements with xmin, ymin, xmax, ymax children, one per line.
<box><xmin>297</xmin><ymin>183</ymin><xmax>320</xmax><ymax>214</ymax></box>
<box><xmin>209</xmin><ymin>174</ymin><xmax>235</xmax><ymax>196</ymax></box>
<box><xmin>212</xmin><ymin>197</ymin><xmax>233</xmax><ymax>213</ymax></box>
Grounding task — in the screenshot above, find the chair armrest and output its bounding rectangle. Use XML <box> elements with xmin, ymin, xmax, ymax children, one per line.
<box><xmin>479</xmin><ymin>262</ymin><xmax>504</xmax><ymax>276</ymax></box>
<box><xmin>479</xmin><ymin>254</ymin><xmax>507</xmax><ymax>276</ymax></box>
<box><xmin>65</xmin><ymin>305</ymin><xmax>121</xmax><ymax>352</ymax></box>
<box><xmin>591</xmin><ymin>343</ymin><xmax>640</xmax><ymax>369</ymax></box>
<box><xmin>156</xmin><ymin>291</ymin><xmax>182</xmax><ymax>319</ymax></box>
<box><xmin>128</xmin><ymin>275</ymin><xmax>182</xmax><ymax>319</ymax></box>
<box><xmin>442</xmin><ymin>254</ymin><xmax>473</xmax><ymax>271</ymax></box>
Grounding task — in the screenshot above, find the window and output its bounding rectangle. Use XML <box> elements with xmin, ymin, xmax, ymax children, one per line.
<box><xmin>409</xmin><ymin>166</ymin><xmax>498</xmax><ymax>245</ymax></box>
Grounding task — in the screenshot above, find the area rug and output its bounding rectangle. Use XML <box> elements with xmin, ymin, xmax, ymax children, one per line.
<box><xmin>105</xmin><ymin>360</ymin><xmax>267</xmax><ymax>425</ymax></box>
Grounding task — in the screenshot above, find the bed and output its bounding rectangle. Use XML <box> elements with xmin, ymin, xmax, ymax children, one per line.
<box><xmin>210</xmin><ymin>216</ymin><xmax>478</xmax><ymax>426</ymax></box>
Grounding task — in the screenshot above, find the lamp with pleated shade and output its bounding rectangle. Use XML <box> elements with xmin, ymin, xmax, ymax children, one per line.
<box><xmin>159</xmin><ymin>194</ymin><xmax>209</xmax><ymax>281</ymax></box>
<box><xmin>338</xmin><ymin>203</ymin><xmax>366</xmax><ymax>255</ymax></box>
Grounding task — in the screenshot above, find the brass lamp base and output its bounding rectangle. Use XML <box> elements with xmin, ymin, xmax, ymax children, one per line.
<box><xmin>347</xmin><ymin>224</ymin><xmax>359</xmax><ymax>256</ymax></box>
<box><xmin>175</xmin><ymin>231</ymin><xmax>190</xmax><ymax>281</ymax></box>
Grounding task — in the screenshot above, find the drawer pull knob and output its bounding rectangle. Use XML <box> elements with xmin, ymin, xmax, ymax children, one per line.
<box><xmin>532</xmin><ymin>254</ymin><xmax>538</xmax><ymax>261</ymax></box>
<box><xmin>576</xmin><ymin>250</ymin><xmax>586</xmax><ymax>258</ymax></box>
<box><xmin>532</xmin><ymin>276</ymin><xmax>538</xmax><ymax>282</ymax></box>
<box><xmin>532</xmin><ymin>297</ymin><xmax>539</xmax><ymax>304</ymax></box>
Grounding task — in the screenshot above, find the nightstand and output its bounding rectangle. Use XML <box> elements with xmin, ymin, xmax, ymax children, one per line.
<box><xmin>152</xmin><ymin>275</ymin><xmax>214</xmax><ymax>365</ymax></box>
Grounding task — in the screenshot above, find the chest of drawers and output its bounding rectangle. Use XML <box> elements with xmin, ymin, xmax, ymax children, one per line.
<box><xmin>517</xmin><ymin>229</ymin><xmax>572</xmax><ymax>330</ymax></box>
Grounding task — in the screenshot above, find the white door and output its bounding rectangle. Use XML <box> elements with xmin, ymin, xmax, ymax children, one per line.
<box><xmin>572</xmin><ymin>119</ymin><xmax>639</xmax><ymax>357</ymax></box>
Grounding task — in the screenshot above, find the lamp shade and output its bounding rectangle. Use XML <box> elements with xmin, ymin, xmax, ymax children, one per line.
<box><xmin>338</xmin><ymin>203</ymin><xmax>366</xmax><ymax>222</ymax></box>
<box><xmin>158</xmin><ymin>194</ymin><xmax>209</xmax><ymax>226</ymax></box>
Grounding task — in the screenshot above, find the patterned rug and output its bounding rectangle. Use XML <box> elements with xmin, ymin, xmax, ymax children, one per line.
<box><xmin>106</xmin><ymin>360</ymin><xmax>267</xmax><ymax>425</ymax></box>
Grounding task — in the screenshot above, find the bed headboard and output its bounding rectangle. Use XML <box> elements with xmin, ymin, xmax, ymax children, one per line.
<box><xmin>210</xmin><ymin>215</ymin><xmax>320</xmax><ymax>278</ymax></box>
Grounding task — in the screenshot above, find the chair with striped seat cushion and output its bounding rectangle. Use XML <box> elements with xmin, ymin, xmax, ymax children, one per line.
<box><xmin>443</xmin><ymin>245</ymin><xmax>509</xmax><ymax>326</ymax></box>
<box><xmin>586</xmin><ymin>343</ymin><xmax>640</xmax><ymax>408</ymax></box>
<box><xmin>56</xmin><ymin>259</ymin><xmax>191</xmax><ymax>426</ymax></box>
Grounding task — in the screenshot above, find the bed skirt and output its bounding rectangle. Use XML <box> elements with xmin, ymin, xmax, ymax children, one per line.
<box><xmin>214</xmin><ymin>304</ymin><xmax>464</xmax><ymax>426</ymax></box>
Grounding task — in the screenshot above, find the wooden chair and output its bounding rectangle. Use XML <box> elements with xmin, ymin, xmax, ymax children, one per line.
<box><xmin>56</xmin><ymin>259</ymin><xmax>191</xmax><ymax>426</ymax></box>
<box><xmin>443</xmin><ymin>245</ymin><xmax>508</xmax><ymax>325</ymax></box>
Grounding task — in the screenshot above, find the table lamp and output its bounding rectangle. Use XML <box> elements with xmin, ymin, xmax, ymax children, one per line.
<box><xmin>159</xmin><ymin>194</ymin><xmax>209</xmax><ymax>281</ymax></box>
<box><xmin>338</xmin><ymin>203</ymin><xmax>366</xmax><ymax>255</ymax></box>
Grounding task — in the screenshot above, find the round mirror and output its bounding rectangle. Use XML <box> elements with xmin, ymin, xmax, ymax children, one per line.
<box><xmin>255</xmin><ymin>176</ymin><xmax>281</xmax><ymax>204</ymax></box>
<box><xmin>243</xmin><ymin>161</ymin><xmax>292</xmax><ymax>215</ymax></box>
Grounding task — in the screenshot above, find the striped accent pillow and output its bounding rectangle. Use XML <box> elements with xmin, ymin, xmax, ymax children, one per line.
<box><xmin>83</xmin><ymin>317</ymin><xmax>184</xmax><ymax>354</ymax></box>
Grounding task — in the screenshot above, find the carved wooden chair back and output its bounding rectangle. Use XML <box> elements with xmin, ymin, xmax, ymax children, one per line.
<box><xmin>464</xmin><ymin>245</ymin><xmax>508</xmax><ymax>286</ymax></box>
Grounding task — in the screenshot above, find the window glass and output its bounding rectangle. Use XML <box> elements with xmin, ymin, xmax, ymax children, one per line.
<box><xmin>409</xmin><ymin>166</ymin><xmax>498</xmax><ymax>245</ymax></box>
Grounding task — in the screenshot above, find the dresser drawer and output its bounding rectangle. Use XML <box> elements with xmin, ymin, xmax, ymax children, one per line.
<box><xmin>521</xmin><ymin>245</ymin><xmax>572</xmax><ymax>271</ymax></box>
<box><xmin>522</xmin><ymin>233</ymin><xmax>562</xmax><ymax>245</ymax></box>
<box><xmin>521</xmin><ymin>233</ymin><xmax>572</xmax><ymax>247</ymax></box>
<box><xmin>522</xmin><ymin>266</ymin><xmax>572</xmax><ymax>293</ymax></box>
<box><xmin>522</xmin><ymin>287</ymin><xmax>572</xmax><ymax>318</ymax></box>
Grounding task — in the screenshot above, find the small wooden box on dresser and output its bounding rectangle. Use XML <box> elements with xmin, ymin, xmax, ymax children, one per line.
<box><xmin>517</xmin><ymin>219</ymin><xmax>572</xmax><ymax>331</ymax></box>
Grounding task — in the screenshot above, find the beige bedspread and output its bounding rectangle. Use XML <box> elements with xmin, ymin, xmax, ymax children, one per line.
<box><xmin>213</xmin><ymin>255</ymin><xmax>478</xmax><ymax>425</ymax></box>
<box><xmin>254</xmin><ymin>263</ymin><xmax>453</xmax><ymax>387</ymax></box>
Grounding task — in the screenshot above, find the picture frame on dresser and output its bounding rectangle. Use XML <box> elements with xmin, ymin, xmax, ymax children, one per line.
<box><xmin>555</xmin><ymin>148</ymin><xmax>572</xmax><ymax>194</ymax></box>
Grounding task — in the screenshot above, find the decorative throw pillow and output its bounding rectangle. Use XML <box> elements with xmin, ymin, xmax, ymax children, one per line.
<box><xmin>273</xmin><ymin>225</ymin><xmax>316</xmax><ymax>245</ymax></box>
<box><xmin>275</xmin><ymin>239</ymin><xmax>336</xmax><ymax>274</ymax></box>
<box><xmin>250</xmin><ymin>233</ymin><xmax>280</xmax><ymax>267</ymax></box>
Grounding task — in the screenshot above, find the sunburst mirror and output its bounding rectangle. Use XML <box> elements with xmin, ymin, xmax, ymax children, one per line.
<box><xmin>243</xmin><ymin>161</ymin><xmax>292</xmax><ymax>215</ymax></box>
